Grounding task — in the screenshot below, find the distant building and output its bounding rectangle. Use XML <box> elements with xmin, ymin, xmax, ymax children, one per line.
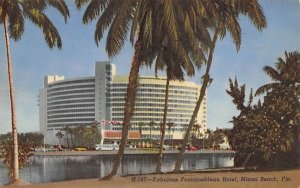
<box><xmin>38</xmin><ymin>61</ymin><xmax>207</xmax><ymax>144</ymax></box>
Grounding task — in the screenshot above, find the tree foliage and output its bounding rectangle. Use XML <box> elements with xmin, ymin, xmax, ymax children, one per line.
<box><xmin>70</xmin><ymin>123</ymin><xmax>101</xmax><ymax>148</ymax></box>
<box><xmin>227</xmin><ymin>51</ymin><xmax>299</xmax><ymax>169</ymax></box>
<box><xmin>0</xmin><ymin>0</ymin><xmax>69</xmax><ymax>48</ymax></box>
<box><xmin>0</xmin><ymin>137</ymin><xmax>34</xmax><ymax>179</ymax></box>
<box><xmin>0</xmin><ymin>0</ymin><xmax>69</xmax><ymax>182</ymax></box>
<box><xmin>174</xmin><ymin>0</ymin><xmax>267</xmax><ymax>172</ymax></box>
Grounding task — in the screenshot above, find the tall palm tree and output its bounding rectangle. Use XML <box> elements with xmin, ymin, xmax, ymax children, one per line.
<box><xmin>255</xmin><ymin>51</ymin><xmax>300</xmax><ymax>96</ymax></box>
<box><xmin>198</xmin><ymin>132</ymin><xmax>205</xmax><ymax>149</ymax></box>
<box><xmin>192</xmin><ymin>122</ymin><xmax>201</xmax><ymax>140</ymax></box>
<box><xmin>62</xmin><ymin>125</ymin><xmax>70</xmax><ymax>148</ymax></box>
<box><xmin>67</xmin><ymin>126</ymin><xmax>75</xmax><ymax>147</ymax></box>
<box><xmin>155</xmin><ymin>66</ymin><xmax>189</xmax><ymax>173</ymax></box>
<box><xmin>148</xmin><ymin>120</ymin><xmax>156</xmax><ymax>143</ymax></box>
<box><xmin>167</xmin><ymin>122</ymin><xmax>175</xmax><ymax>138</ymax></box>
<box><xmin>0</xmin><ymin>0</ymin><xmax>69</xmax><ymax>182</ymax></box>
<box><xmin>205</xmin><ymin>129</ymin><xmax>213</xmax><ymax>148</ymax></box>
<box><xmin>153</xmin><ymin>35</ymin><xmax>204</xmax><ymax>173</ymax></box>
<box><xmin>55</xmin><ymin>131</ymin><xmax>64</xmax><ymax>145</ymax></box>
<box><xmin>90</xmin><ymin>121</ymin><xmax>100</xmax><ymax>145</ymax></box>
<box><xmin>76</xmin><ymin>0</ymin><xmax>146</xmax><ymax>179</ymax></box>
<box><xmin>166</xmin><ymin>122</ymin><xmax>175</xmax><ymax>147</ymax></box>
<box><xmin>173</xmin><ymin>0</ymin><xmax>267</xmax><ymax>172</ymax></box>
<box><xmin>137</xmin><ymin>122</ymin><xmax>145</xmax><ymax>146</ymax></box>
<box><xmin>74</xmin><ymin>126</ymin><xmax>85</xmax><ymax>146</ymax></box>
<box><xmin>135</xmin><ymin>1</ymin><xmax>209</xmax><ymax>173</ymax></box>
<box><xmin>76</xmin><ymin>0</ymin><xmax>208</xmax><ymax>179</ymax></box>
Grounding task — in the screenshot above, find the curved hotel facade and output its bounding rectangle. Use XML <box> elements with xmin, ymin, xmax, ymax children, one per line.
<box><xmin>38</xmin><ymin>61</ymin><xmax>207</xmax><ymax>144</ymax></box>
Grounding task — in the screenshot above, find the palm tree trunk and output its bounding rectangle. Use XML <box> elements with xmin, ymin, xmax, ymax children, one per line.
<box><xmin>3</xmin><ymin>18</ymin><xmax>19</xmax><ymax>182</ymax></box>
<box><xmin>65</xmin><ymin>133</ymin><xmax>70</xmax><ymax>148</ymax></box>
<box><xmin>103</xmin><ymin>21</ymin><xmax>144</xmax><ymax>180</ymax></box>
<box><xmin>173</xmin><ymin>28</ymin><xmax>219</xmax><ymax>173</ymax></box>
<box><xmin>150</xmin><ymin>125</ymin><xmax>152</xmax><ymax>144</ymax></box>
<box><xmin>156</xmin><ymin>72</ymin><xmax>170</xmax><ymax>173</ymax></box>
<box><xmin>70</xmin><ymin>134</ymin><xmax>75</xmax><ymax>147</ymax></box>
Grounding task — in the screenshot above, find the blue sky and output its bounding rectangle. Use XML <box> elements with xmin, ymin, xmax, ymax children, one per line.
<box><xmin>0</xmin><ymin>1</ymin><xmax>299</xmax><ymax>134</ymax></box>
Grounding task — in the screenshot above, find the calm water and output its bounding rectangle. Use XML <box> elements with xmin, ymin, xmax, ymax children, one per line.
<box><xmin>0</xmin><ymin>152</ymin><xmax>234</xmax><ymax>185</ymax></box>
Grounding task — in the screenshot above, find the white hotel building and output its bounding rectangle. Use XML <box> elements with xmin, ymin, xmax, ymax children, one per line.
<box><xmin>38</xmin><ymin>61</ymin><xmax>207</xmax><ymax>144</ymax></box>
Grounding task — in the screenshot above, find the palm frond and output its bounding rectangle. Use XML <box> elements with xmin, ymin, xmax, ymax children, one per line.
<box><xmin>154</xmin><ymin>49</ymin><xmax>165</xmax><ymax>77</ymax></box>
<box><xmin>82</xmin><ymin>0</ymin><xmax>107</xmax><ymax>24</ymax></box>
<box><xmin>169</xmin><ymin>61</ymin><xmax>185</xmax><ymax>81</ymax></box>
<box><xmin>226</xmin><ymin>13</ymin><xmax>241</xmax><ymax>50</ymax></box>
<box><xmin>142</xmin><ymin>6</ymin><xmax>153</xmax><ymax>52</ymax></box>
<box><xmin>94</xmin><ymin>0</ymin><xmax>119</xmax><ymax>46</ymax></box>
<box><xmin>248</xmin><ymin>88</ymin><xmax>253</xmax><ymax>107</ymax></box>
<box><xmin>195</xmin><ymin>18</ymin><xmax>212</xmax><ymax>52</ymax></box>
<box><xmin>245</xmin><ymin>0</ymin><xmax>267</xmax><ymax>31</ymax></box>
<box><xmin>23</xmin><ymin>0</ymin><xmax>47</xmax><ymax>11</ymax></box>
<box><xmin>0</xmin><ymin>0</ymin><xmax>3</xmax><ymax>23</ymax></box>
<box><xmin>263</xmin><ymin>65</ymin><xmax>281</xmax><ymax>81</ymax></box>
<box><xmin>105</xmin><ymin>0</ymin><xmax>135</xmax><ymax>58</ymax></box>
<box><xmin>174</xmin><ymin>42</ymin><xmax>195</xmax><ymax>77</ymax></box>
<box><xmin>5</xmin><ymin>0</ymin><xmax>24</xmax><ymax>40</ymax></box>
<box><xmin>240</xmin><ymin>84</ymin><xmax>246</xmax><ymax>106</ymax></box>
<box><xmin>235</xmin><ymin>0</ymin><xmax>267</xmax><ymax>31</ymax></box>
<box><xmin>23</xmin><ymin>7</ymin><xmax>62</xmax><ymax>48</ymax></box>
<box><xmin>275</xmin><ymin>56</ymin><xmax>286</xmax><ymax>72</ymax></box>
<box><xmin>227</xmin><ymin>78</ymin><xmax>234</xmax><ymax>94</ymax></box>
<box><xmin>255</xmin><ymin>83</ymin><xmax>280</xmax><ymax>96</ymax></box>
<box><xmin>226</xmin><ymin>78</ymin><xmax>248</xmax><ymax>111</ymax></box>
<box><xmin>162</xmin><ymin>0</ymin><xmax>179</xmax><ymax>43</ymax></box>
<box><xmin>45</xmin><ymin>0</ymin><xmax>70</xmax><ymax>23</ymax></box>
<box><xmin>75</xmin><ymin>0</ymin><xmax>90</xmax><ymax>9</ymax></box>
<box><xmin>129</xmin><ymin>0</ymin><xmax>142</xmax><ymax>45</ymax></box>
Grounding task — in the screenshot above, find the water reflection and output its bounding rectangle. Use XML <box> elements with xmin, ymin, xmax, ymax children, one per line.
<box><xmin>0</xmin><ymin>153</ymin><xmax>233</xmax><ymax>185</ymax></box>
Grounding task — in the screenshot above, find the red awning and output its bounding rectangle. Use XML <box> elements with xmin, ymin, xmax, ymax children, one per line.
<box><xmin>102</xmin><ymin>131</ymin><xmax>140</xmax><ymax>139</ymax></box>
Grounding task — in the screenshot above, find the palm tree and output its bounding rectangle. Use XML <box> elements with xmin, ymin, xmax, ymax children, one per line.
<box><xmin>62</xmin><ymin>126</ymin><xmax>70</xmax><ymax>148</ymax></box>
<box><xmin>67</xmin><ymin>126</ymin><xmax>75</xmax><ymax>147</ymax></box>
<box><xmin>90</xmin><ymin>121</ymin><xmax>100</xmax><ymax>145</ymax></box>
<box><xmin>0</xmin><ymin>0</ymin><xmax>69</xmax><ymax>182</ymax></box>
<box><xmin>74</xmin><ymin>126</ymin><xmax>86</xmax><ymax>146</ymax></box>
<box><xmin>76</xmin><ymin>1</ymin><xmax>146</xmax><ymax>179</ymax></box>
<box><xmin>173</xmin><ymin>0</ymin><xmax>267</xmax><ymax>172</ymax></box>
<box><xmin>55</xmin><ymin>131</ymin><xmax>64</xmax><ymax>145</ymax></box>
<box><xmin>75</xmin><ymin>1</ymin><xmax>210</xmax><ymax>178</ymax></box>
<box><xmin>198</xmin><ymin>132</ymin><xmax>205</xmax><ymax>150</ymax></box>
<box><xmin>137</xmin><ymin>122</ymin><xmax>145</xmax><ymax>146</ymax></box>
<box><xmin>255</xmin><ymin>51</ymin><xmax>300</xmax><ymax>96</ymax></box>
<box><xmin>205</xmin><ymin>129</ymin><xmax>213</xmax><ymax>148</ymax></box>
<box><xmin>191</xmin><ymin>122</ymin><xmax>201</xmax><ymax>145</ymax></box>
<box><xmin>155</xmin><ymin>71</ymin><xmax>172</xmax><ymax>174</ymax></box>
<box><xmin>154</xmin><ymin>41</ymin><xmax>205</xmax><ymax>172</ymax></box>
<box><xmin>192</xmin><ymin>122</ymin><xmax>201</xmax><ymax>139</ymax></box>
<box><xmin>148</xmin><ymin>121</ymin><xmax>156</xmax><ymax>144</ymax></box>
<box><xmin>167</xmin><ymin>122</ymin><xmax>175</xmax><ymax>138</ymax></box>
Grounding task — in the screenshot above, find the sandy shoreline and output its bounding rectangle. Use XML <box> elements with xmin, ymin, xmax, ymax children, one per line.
<box><xmin>2</xmin><ymin>168</ymin><xmax>299</xmax><ymax>188</ymax></box>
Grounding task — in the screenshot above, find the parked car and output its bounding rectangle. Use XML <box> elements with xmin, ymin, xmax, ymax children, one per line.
<box><xmin>74</xmin><ymin>147</ymin><xmax>88</xmax><ymax>151</ymax></box>
<box><xmin>163</xmin><ymin>145</ymin><xmax>172</xmax><ymax>150</ymax></box>
<box><xmin>126</xmin><ymin>144</ymin><xmax>136</xmax><ymax>149</ymax></box>
<box><xmin>95</xmin><ymin>144</ymin><xmax>119</xmax><ymax>151</ymax></box>
<box><xmin>34</xmin><ymin>147</ymin><xmax>46</xmax><ymax>152</ymax></box>
<box><xmin>187</xmin><ymin>145</ymin><xmax>198</xmax><ymax>151</ymax></box>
